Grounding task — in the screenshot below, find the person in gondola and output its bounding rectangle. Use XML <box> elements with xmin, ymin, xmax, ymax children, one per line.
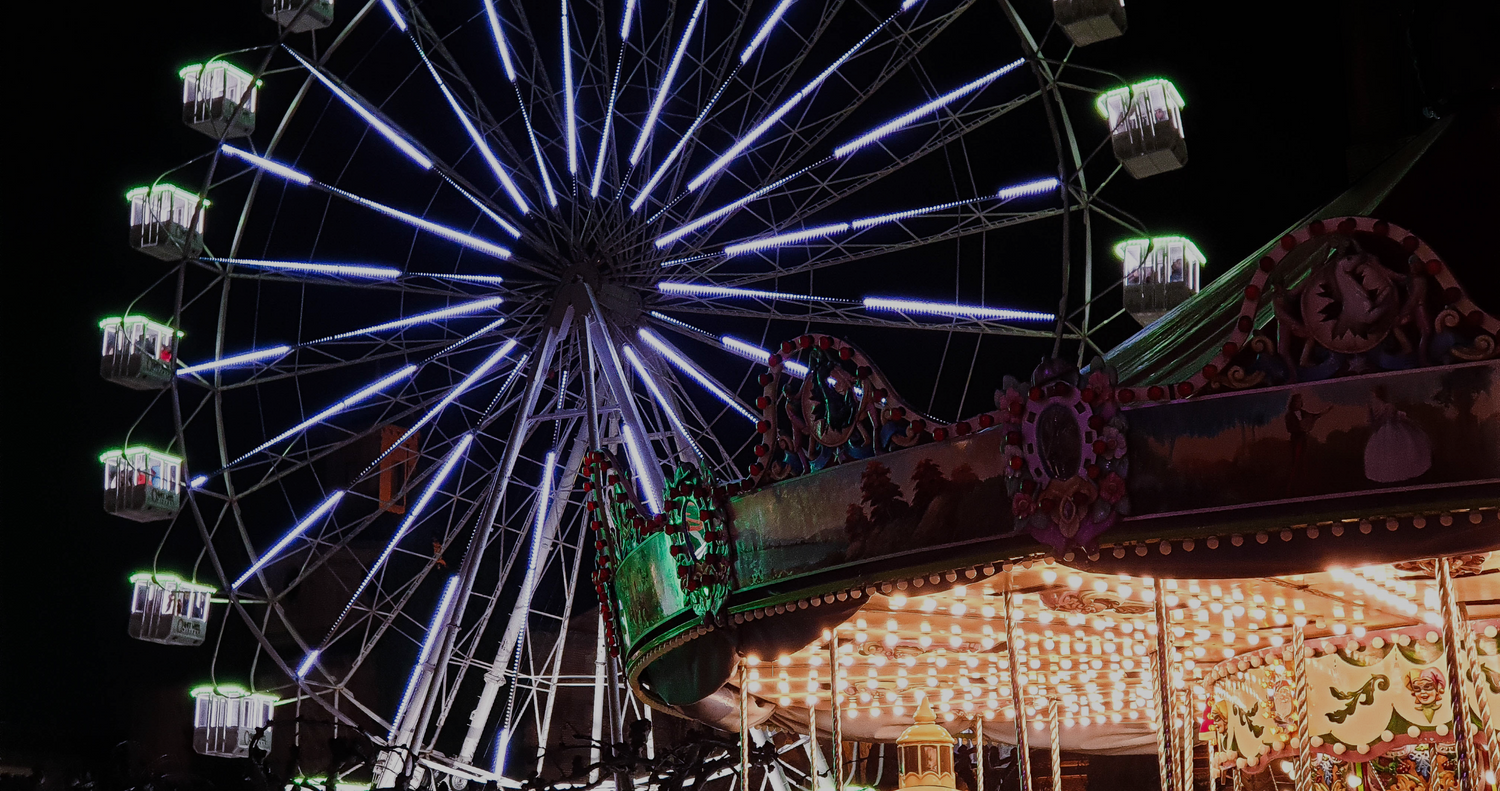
<box><xmin>1284</xmin><ymin>393</ymin><xmax>1329</xmax><ymax>496</ymax></box>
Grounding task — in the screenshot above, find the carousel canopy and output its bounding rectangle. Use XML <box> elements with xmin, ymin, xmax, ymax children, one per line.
<box><xmin>1104</xmin><ymin>107</ymin><xmax>1500</xmax><ymax>387</ymax></box>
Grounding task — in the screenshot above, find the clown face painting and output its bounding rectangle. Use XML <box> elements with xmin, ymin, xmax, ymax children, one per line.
<box><xmin>1404</xmin><ymin>668</ymin><xmax>1445</xmax><ymax>722</ymax></box>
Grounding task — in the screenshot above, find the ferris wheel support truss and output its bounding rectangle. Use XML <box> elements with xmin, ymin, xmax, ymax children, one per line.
<box><xmin>125</xmin><ymin>0</ymin><xmax>1169</xmax><ymax>785</ymax></box>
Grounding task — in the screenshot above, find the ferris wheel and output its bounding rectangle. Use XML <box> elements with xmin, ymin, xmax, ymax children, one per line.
<box><xmin>105</xmin><ymin>0</ymin><xmax>1192</xmax><ymax>785</ymax></box>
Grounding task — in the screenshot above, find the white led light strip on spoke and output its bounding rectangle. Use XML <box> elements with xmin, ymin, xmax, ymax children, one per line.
<box><xmin>219</xmin><ymin>145</ymin><xmax>512</xmax><ymax>259</ymax></box>
<box><xmin>709</xmin><ymin>176</ymin><xmax>1060</xmax><ymax>256</ymax></box>
<box><xmin>482</xmin><ymin>0</ymin><xmax>517</xmax><ymax>81</ymax></box>
<box><xmin>317</xmin><ymin>297</ymin><xmax>505</xmax><ymax>342</ymax></box>
<box><xmin>619</xmin><ymin>423</ymin><xmax>662</xmax><ymax>514</ymax></box>
<box><xmin>741</xmin><ymin>0</ymin><xmax>795</xmax><ymax>62</ymax></box>
<box><xmin>363</xmin><ymin>340</ymin><xmax>518</xmax><ymax>474</ymax></box>
<box><xmin>629</xmin><ymin>0</ymin><xmax>708</xmax><ymax>166</ymax></box>
<box><xmin>685</xmin><ymin>12</ymin><xmax>901</xmax><ymax>193</ymax></box>
<box><xmin>390</xmin><ymin>575</ymin><xmax>461</xmax><ymax>738</ymax></box>
<box><xmin>656</xmin><ymin>282</ymin><xmax>835</xmax><ymax>302</ymax></box>
<box><xmin>299</xmin><ymin>434</ymin><xmax>475</xmax><ymax>678</ymax></box>
<box><xmin>863</xmin><ymin>296</ymin><xmax>1054</xmax><ymax>322</ymax></box>
<box><xmin>232</xmin><ymin>491</ymin><xmax>345</xmax><ymax>589</ymax></box>
<box><xmin>561</xmin><ymin>0</ymin><xmax>578</xmax><ymax>174</ymax></box>
<box><xmin>834</xmin><ymin>59</ymin><xmax>1025</xmax><ymax>158</ymax></box>
<box><xmin>232</xmin><ymin>366</ymin><xmax>417</xmax><ymax>464</ymax></box>
<box><xmin>178</xmin><ymin>346</ymin><xmax>293</xmax><ymax>376</ymax></box>
<box><xmin>638</xmin><ymin>328</ymin><xmax>758</xmax><ymax>423</ymax></box>
<box><xmin>284</xmin><ymin>48</ymin><xmax>433</xmax><ymax>169</ymax></box>
<box><xmin>725</xmin><ymin>223</ymin><xmax>848</xmax><ymax>256</ymax></box>
<box><xmin>622</xmin><ymin>345</ymin><xmax>704</xmax><ymax>460</ymax></box>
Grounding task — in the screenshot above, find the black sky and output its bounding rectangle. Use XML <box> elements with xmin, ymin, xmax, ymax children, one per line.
<box><xmin>4</xmin><ymin>0</ymin><xmax>1492</xmax><ymax>779</ymax></box>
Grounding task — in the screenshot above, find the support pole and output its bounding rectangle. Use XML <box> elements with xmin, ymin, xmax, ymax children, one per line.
<box><xmin>1048</xmin><ymin>699</ymin><xmax>1062</xmax><ymax>791</ymax></box>
<box><xmin>975</xmin><ymin>717</ymin><xmax>985</xmax><ymax>791</ymax></box>
<box><xmin>1004</xmin><ymin>585</ymin><xmax>1034</xmax><ymax>791</ymax></box>
<box><xmin>1291</xmin><ymin>624</ymin><xmax>1312</xmax><ymax>791</ymax></box>
<box><xmin>741</xmin><ymin>661</ymin><xmax>751</xmax><ymax>791</ymax></box>
<box><xmin>1437</xmin><ymin>557</ymin><xmax>1477</xmax><ymax>791</ymax></box>
<box><xmin>830</xmin><ymin>635</ymin><xmax>844</xmax><ymax>791</ymax></box>
<box><xmin>1153</xmin><ymin>579</ymin><xmax>1176</xmax><ymax>791</ymax></box>
<box><xmin>808</xmin><ymin>706</ymin><xmax>833</xmax><ymax>791</ymax></box>
<box><xmin>1181</xmin><ymin>688</ymin><xmax>1195</xmax><ymax>791</ymax></box>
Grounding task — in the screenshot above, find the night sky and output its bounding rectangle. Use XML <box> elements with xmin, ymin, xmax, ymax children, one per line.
<box><xmin>5</xmin><ymin>0</ymin><xmax>1493</xmax><ymax>782</ymax></box>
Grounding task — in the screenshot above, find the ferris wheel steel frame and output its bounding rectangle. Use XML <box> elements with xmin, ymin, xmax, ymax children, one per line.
<box><xmin>123</xmin><ymin>0</ymin><xmax>1158</xmax><ymax>785</ymax></box>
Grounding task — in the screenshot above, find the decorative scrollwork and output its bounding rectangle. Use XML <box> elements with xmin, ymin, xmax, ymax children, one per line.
<box><xmin>662</xmin><ymin>464</ymin><xmax>734</xmax><ymax>622</ymax></box>
<box><xmin>746</xmin><ymin>334</ymin><xmax>933</xmax><ymax>487</ymax></box>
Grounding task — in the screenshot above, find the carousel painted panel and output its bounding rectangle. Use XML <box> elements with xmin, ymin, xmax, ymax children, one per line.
<box><xmin>728</xmin><ymin>425</ymin><xmax>1016</xmax><ymax>589</ymax></box>
<box><xmin>613</xmin><ymin>532</ymin><xmax>689</xmax><ymax>648</ymax></box>
<box><xmin>1211</xmin><ymin>621</ymin><xmax>1498</xmax><ymax>769</ymax></box>
<box><xmin>1125</xmin><ymin>361</ymin><xmax>1499</xmax><ymax>515</ymax></box>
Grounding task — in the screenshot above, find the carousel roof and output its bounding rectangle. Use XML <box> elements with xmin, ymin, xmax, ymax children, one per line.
<box><xmin>1104</xmin><ymin>106</ymin><xmax>1500</xmax><ymax>387</ymax></box>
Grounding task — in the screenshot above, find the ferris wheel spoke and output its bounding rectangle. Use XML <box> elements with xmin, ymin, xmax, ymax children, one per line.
<box><xmin>661</xmin><ymin>177</ymin><xmax>1057</xmax><ymax>284</ymax></box>
<box><xmin>652</xmin><ymin>302</ymin><xmax>1063</xmax><ymax>339</ymax></box>
<box><xmin>282</xmin><ymin>46</ymin><xmax>536</xmax><ymax>241</ymax></box>
<box><xmin>297</xmin><ymin>433</ymin><xmax>476</xmax><ymax>681</ymax></box>
<box><xmin>219</xmin><ymin>145</ymin><xmax>516</xmax><ymax>261</ymax></box>
<box><xmin>175</xmin><ymin>297</ymin><xmax>508</xmax><ymax>388</ymax></box>
<box><xmin>675</xmin><ymin>0</ymin><xmax>935</xmax><ymax>206</ymax></box>
<box><xmin>748</xmin><ymin>0</ymin><xmax>981</xmax><ymax>188</ymax></box>
<box><xmin>623</xmin><ymin>0</ymin><xmax>755</xmax><ymax>218</ymax></box>
<box><xmin>404</xmin><ymin>10</ymin><xmax>536</xmax><ymax>216</ymax></box>
<box><xmin>699</xmin><ymin>202</ymin><xmax>1064</xmax><ymax>283</ymax></box>
<box><xmin>641</xmin><ymin>86</ymin><xmax>1041</xmax><ymax>261</ymax></box>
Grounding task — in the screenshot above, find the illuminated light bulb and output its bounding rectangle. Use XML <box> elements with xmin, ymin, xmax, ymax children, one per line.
<box><xmin>1093</xmin><ymin>579</ymin><xmax>1110</xmax><ymax>593</ymax></box>
<box><xmin>891</xmin><ymin>594</ymin><xmax>907</xmax><ymax>607</ymax></box>
<box><xmin>919</xmin><ymin>636</ymin><xmax>933</xmax><ymax>648</ymax></box>
<box><xmin>921</xmin><ymin>598</ymin><xmax>938</xmax><ymax>613</ymax></box>
<box><xmin>779</xmin><ymin>655</ymin><xmax>792</xmax><ymax>666</ymax></box>
<box><xmin>1067</xmin><ymin>575</ymin><xmax>1083</xmax><ymax>589</ymax></box>
<box><xmin>951</xmin><ymin>602</ymin><xmax>967</xmax><ymax>616</ymax></box>
<box><xmin>1042</xmin><ymin>570</ymin><xmax>1058</xmax><ymax>584</ymax></box>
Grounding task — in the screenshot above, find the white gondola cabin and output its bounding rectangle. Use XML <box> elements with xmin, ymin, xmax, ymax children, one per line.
<box><xmin>101</xmin><ymin>446</ymin><xmax>184</xmax><ymax>522</ymax></box>
<box><xmin>264</xmin><ymin>0</ymin><xmax>334</xmax><ymax>32</ymax></box>
<box><xmin>180</xmin><ymin>61</ymin><xmax>259</xmax><ymax>139</ymax></box>
<box><xmin>1052</xmin><ymin>0</ymin><xmax>1125</xmax><ymax>47</ymax></box>
<box><xmin>129</xmin><ymin>572</ymin><xmax>214</xmax><ymax>646</ymax></box>
<box><xmin>191</xmin><ymin>685</ymin><xmax>277</xmax><ymax>758</ymax></box>
<box><xmin>127</xmin><ymin>184</ymin><xmax>207</xmax><ymax>261</ymax></box>
<box><xmin>1117</xmin><ymin>235</ymin><xmax>1206</xmax><ymax>325</ymax></box>
<box><xmin>1096</xmin><ymin>79</ymin><xmax>1187</xmax><ymax>179</ymax></box>
<box><xmin>100</xmin><ymin>316</ymin><xmax>182</xmax><ymax>389</ymax></box>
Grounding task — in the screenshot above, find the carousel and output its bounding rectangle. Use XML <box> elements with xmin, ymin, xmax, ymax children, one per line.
<box><xmin>589</xmin><ymin>117</ymin><xmax>1500</xmax><ymax>791</ymax></box>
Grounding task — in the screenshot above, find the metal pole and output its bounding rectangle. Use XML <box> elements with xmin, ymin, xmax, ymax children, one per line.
<box><xmin>830</xmin><ymin>635</ymin><xmax>844</xmax><ymax>791</ymax></box>
<box><xmin>1003</xmin><ymin>586</ymin><xmax>1034</xmax><ymax>791</ymax></box>
<box><xmin>975</xmin><ymin>716</ymin><xmax>986</xmax><ymax>791</ymax></box>
<box><xmin>1048</xmin><ymin>699</ymin><xmax>1062</xmax><ymax>791</ymax></box>
<box><xmin>589</xmin><ymin>613</ymin><xmax>607</xmax><ymax>784</ymax></box>
<box><xmin>741</xmin><ymin>661</ymin><xmax>752</xmax><ymax>791</ymax></box>
<box><xmin>808</xmin><ymin>703</ymin><xmax>834</xmax><ymax>791</ymax></box>
<box><xmin>456</xmin><ymin>316</ymin><xmax>572</xmax><ymax>767</ymax></box>
<box><xmin>1292</xmin><ymin>624</ymin><xmax>1312</xmax><ymax>791</ymax></box>
<box><xmin>1153</xmin><ymin>579</ymin><xmax>1176</xmax><ymax>791</ymax></box>
<box><xmin>1437</xmin><ymin>557</ymin><xmax>1477</xmax><ymax>791</ymax></box>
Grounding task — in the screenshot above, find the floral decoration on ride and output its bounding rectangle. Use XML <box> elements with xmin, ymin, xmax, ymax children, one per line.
<box><xmin>746</xmin><ymin>333</ymin><xmax>934</xmax><ymax>487</ymax></box>
<box><xmin>662</xmin><ymin>464</ymin><xmax>735</xmax><ymax>623</ymax></box>
<box><xmin>1166</xmin><ymin>217</ymin><xmax>1499</xmax><ymax>398</ymax></box>
<box><xmin>1000</xmin><ymin>357</ymin><xmax>1129</xmax><ymax>553</ymax></box>
<box><xmin>584</xmin><ymin>449</ymin><xmax>665</xmax><ymax>656</ymax></box>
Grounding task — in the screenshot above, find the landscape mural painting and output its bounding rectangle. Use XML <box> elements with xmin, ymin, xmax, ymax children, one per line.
<box><xmin>729</xmin><ymin>427</ymin><xmax>1017</xmax><ymax>589</ymax></box>
<box><xmin>1125</xmin><ymin>361</ymin><xmax>1500</xmax><ymax>514</ymax></box>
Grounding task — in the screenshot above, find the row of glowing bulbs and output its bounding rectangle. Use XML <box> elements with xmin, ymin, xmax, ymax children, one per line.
<box><xmin>737</xmin><ymin>564</ymin><xmax>1442</xmax><ymax>724</ymax></box>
